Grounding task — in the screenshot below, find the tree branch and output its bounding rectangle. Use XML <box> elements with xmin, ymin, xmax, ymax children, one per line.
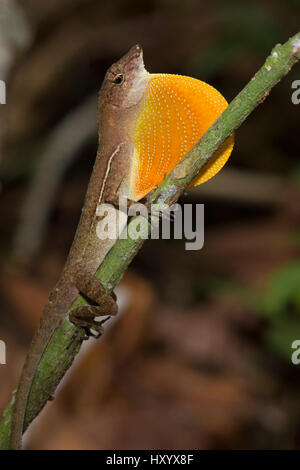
<box><xmin>0</xmin><ymin>32</ymin><xmax>299</xmax><ymax>450</ymax></box>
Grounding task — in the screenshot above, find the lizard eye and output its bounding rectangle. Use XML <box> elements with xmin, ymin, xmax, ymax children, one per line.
<box><xmin>113</xmin><ymin>73</ymin><xmax>124</xmax><ymax>85</ymax></box>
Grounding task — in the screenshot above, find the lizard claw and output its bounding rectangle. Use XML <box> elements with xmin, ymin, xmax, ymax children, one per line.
<box><xmin>82</xmin><ymin>316</ymin><xmax>111</xmax><ymax>339</ymax></box>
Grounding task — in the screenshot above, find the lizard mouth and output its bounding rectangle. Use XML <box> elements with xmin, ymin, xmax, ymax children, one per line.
<box><xmin>120</xmin><ymin>47</ymin><xmax>150</xmax><ymax>109</ymax></box>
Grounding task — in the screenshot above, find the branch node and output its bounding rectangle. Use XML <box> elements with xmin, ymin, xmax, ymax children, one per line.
<box><xmin>292</xmin><ymin>37</ymin><xmax>300</xmax><ymax>57</ymax></box>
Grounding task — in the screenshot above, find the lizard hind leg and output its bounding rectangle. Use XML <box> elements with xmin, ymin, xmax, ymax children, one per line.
<box><xmin>70</xmin><ymin>272</ymin><xmax>118</xmax><ymax>338</ymax></box>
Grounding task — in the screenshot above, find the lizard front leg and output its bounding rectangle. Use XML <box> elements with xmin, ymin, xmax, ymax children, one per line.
<box><xmin>70</xmin><ymin>272</ymin><xmax>118</xmax><ymax>337</ymax></box>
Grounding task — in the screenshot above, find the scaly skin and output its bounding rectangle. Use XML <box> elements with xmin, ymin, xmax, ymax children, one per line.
<box><xmin>11</xmin><ymin>45</ymin><xmax>233</xmax><ymax>450</ymax></box>
<box><xmin>131</xmin><ymin>73</ymin><xmax>234</xmax><ymax>199</ymax></box>
<box><xmin>10</xmin><ymin>44</ymin><xmax>149</xmax><ymax>450</ymax></box>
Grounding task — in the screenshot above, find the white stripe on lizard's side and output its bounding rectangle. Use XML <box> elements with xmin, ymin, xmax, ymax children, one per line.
<box><xmin>97</xmin><ymin>142</ymin><xmax>127</xmax><ymax>206</ymax></box>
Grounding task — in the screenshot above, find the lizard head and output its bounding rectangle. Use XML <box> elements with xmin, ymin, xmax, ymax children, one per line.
<box><xmin>99</xmin><ymin>44</ymin><xmax>149</xmax><ymax>109</ymax></box>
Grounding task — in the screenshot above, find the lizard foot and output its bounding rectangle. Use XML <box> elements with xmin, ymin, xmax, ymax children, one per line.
<box><xmin>70</xmin><ymin>306</ymin><xmax>111</xmax><ymax>338</ymax></box>
<box><xmin>70</xmin><ymin>272</ymin><xmax>118</xmax><ymax>338</ymax></box>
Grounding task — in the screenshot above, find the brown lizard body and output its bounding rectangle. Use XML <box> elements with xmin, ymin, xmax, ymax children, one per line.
<box><xmin>10</xmin><ymin>45</ymin><xmax>149</xmax><ymax>450</ymax></box>
<box><xmin>11</xmin><ymin>44</ymin><xmax>234</xmax><ymax>449</ymax></box>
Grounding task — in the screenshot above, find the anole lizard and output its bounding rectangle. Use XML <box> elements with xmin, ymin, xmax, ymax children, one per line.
<box><xmin>11</xmin><ymin>45</ymin><xmax>234</xmax><ymax>449</ymax></box>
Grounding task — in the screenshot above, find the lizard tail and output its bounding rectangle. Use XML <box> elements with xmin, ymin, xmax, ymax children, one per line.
<box><xmin>10</xmin><ymin>310</ymin><xmax>61</xmax><ymax>449</ymax></box>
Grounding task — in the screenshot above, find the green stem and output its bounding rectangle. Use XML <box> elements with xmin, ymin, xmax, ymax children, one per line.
<box><xmin>0</xmin><ymin>32</ymin><xmax>299</xmax><ymax>450</ymax></box>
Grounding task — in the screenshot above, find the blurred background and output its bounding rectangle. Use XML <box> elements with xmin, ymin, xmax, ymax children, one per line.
<box><xmin>0</xmin><ymin>0</ymin><xmax>300</xmax><ymax>450</ymax></box>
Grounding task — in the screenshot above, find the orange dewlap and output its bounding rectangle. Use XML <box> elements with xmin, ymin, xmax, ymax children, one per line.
<box><xmin>130</xmin><ymin>73</ymin><xmax>234</xmax><ymax>201</ymax></box>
